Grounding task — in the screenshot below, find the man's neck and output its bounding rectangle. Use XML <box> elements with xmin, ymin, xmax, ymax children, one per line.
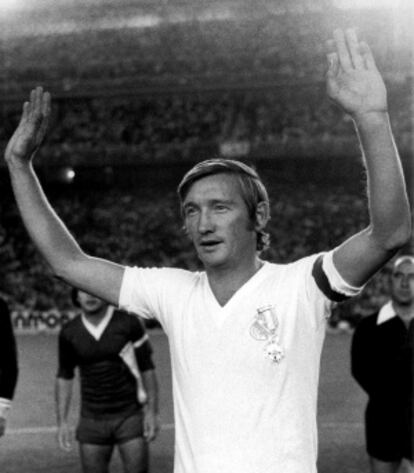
<box><xmin>83</xmin><ymin>306</ymin><xmax>110</xmax><ymax>326</ymax></box>
<box><xmin>206</xmin><ymin>257</ymin><xmax>264</xmax><ymax>307</ymax></box>
<box><xmin>392</xmin><ymin>301</ymin><xmax>414</xmax><ymax>326</ymax></box>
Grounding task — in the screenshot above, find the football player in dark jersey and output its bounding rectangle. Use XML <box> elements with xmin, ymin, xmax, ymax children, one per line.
<box><xmin>56</xmin><ymin>289</ymin><xmax>159</xmax><ymax>473</ymax></box>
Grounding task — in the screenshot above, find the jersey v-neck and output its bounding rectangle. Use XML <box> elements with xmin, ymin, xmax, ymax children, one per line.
<box><xmin>203</xmin><ymin>262</ymin><xmax>270</xmax><ymax>328</ymax></box>
<box><xmin>81</xmin><ymin>306</ymin><xmax>114</xmax><ymax>341</ymax></box>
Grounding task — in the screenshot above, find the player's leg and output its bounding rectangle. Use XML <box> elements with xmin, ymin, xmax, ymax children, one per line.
<box><xmin>118</xmin><ymin>437</ymin><xmax>149</xmax><ymax>473</ymax></box>
<box><xmin>79</xmin><ymin>443</ymin><xmax>114</xmax><ymax>473</ymax></box>
<box><xmin>114</xmin><ymin>410</ymin><xmax>148</xmax><ymax>473</ymax></box>
<box><xmin>76</xmin><ymin>416</ymin><xmax>114</xmax><ymax>473</ymax></box>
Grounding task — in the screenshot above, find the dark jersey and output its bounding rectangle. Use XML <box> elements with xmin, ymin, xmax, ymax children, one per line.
<box><xmin>57</xmin><ymin>309</ymin><xmax>154</xmax><ymax>419</ymax></box>
<box><xmin>351</xmin><ymin>310</ymin><xmax>414</xmax><ymax>459</ymax></box>
<box><xmin>0</xmin><ymin>298</ymin><xmax>18</xmax><ymax>401</ymax></box>
<box><xmin>351</xmin><ymin>312</ymin><xmax>414</xmax><ymax>402</ymax></box>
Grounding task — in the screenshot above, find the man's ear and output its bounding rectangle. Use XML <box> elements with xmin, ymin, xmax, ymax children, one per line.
<box><xmin>255</xmin><ymin>201</ymin><xmax>270</xmax><ymax>231</ymax></box>
<box><xmin>182</xmin><ymin>225</ymin><xmax>193</xmax><ymax>241</ymax></box>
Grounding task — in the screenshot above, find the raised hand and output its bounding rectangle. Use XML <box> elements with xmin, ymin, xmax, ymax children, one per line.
<box><xmin>5</xmin><ymin>86</ymin><xmax>51</xmax><ymax>165</ymax></box>
<box><xmin>326</xmin><ymin>29</ymin><xmax>387</xmax><ymax>119</ymax></box>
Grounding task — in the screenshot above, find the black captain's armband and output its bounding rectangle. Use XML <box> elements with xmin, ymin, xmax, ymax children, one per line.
<box><xmin>312</xmin><ymin>255</ymin><xmax>349</xmax><ymax>303</ymax></box>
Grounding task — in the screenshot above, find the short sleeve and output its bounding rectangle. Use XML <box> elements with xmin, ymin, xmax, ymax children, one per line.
<box><xmin>284</xmin><ymin>250</ymin><xmax>363</xmax><ymax>330</ymax></box>
<box><xmin>312</xmin><ymin>250</ymin><xmax>364</xmax><ymax>302</ymax></box>
<box><xmin>119</xmin><ymin>267</ymin><xmax>164</xmax><ymax>320</ymax></box>
<box><xmin>118</xmin><ymin>266</ymin><xmax>197</xmax><ymax>331</ymax></box>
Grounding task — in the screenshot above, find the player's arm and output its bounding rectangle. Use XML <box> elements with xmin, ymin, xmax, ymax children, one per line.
<box><xmin>4</xmin><ymin>87</ymin><xmax>125</xmax><ymax>306</ymax></box>
<box><xmin>142</xmin><ymin>369</ymin><xmax>160</xmax><ymax>442</ymax></box>
<box><xmin>326</xmin><ymin>29</ymin><xmax>411</xmax><ymax>287</ymax></box>
<box><xmin>133</xmin><ymin>321</ymin><xmax>160</xmax><ymax>442</ymax></box>
<box><xmin>55</xmin><ymin>330</ymin><xmax>76</xmax><ymax>451</ymax></box>
<box><xmin>0</xmin><ymin>300</ymin><xmax>18</xmax><ymax>437</ymax></box>
<box><xmin>55</xmin><ymin>377</ymin><xmax>74</xmax><ymax>451</ymax></box>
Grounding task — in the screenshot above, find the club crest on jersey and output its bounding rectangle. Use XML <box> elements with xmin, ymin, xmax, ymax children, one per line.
<box><xmin>250</xmin><ymin>305</ymin><xmax>285</xmax><ymax>364</ymax></box>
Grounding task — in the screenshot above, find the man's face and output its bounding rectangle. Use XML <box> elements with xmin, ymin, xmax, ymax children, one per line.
<box><xmin>390</xmin><ymin>260</ymin><xmax>414</xmax><ymax>306</ymax></box>
<box><xmin>182</xmin><ymin>173</ymin><xmax>257</xmax><ymax>271</ymax></box>
<box><xmin>77</xmin><ymin>290</ymin><xmax>107</xmax><ymax>315</ymax></box>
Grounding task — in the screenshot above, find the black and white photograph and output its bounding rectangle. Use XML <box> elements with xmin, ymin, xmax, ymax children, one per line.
<box><xmin>0</xmin><ymin>0</ymin><xmax>413</xmax><ymax>472</ymax></box>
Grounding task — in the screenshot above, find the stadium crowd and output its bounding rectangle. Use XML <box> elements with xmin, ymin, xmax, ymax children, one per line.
<box><xmin>0</xmin><ymin>83</ymin><xmax>412</xmax><ymax>167</ymax></box>
<box><xmin>2</xmin><ymin>8</ymin><xmax>410</xmax><ymax>91</ymax></box>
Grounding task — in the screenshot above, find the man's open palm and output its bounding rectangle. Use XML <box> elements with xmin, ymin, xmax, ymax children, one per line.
<box><xmin>5</xmin><ymin>87</ymin><xmax>51</xmax><ymax>164</ymax></box>
<box><xmin>326</xmin><ymin>29</ymin><xmax>387</xmax><ymax>117</ymax></box>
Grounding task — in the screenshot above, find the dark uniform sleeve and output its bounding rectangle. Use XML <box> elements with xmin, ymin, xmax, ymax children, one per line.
<box><xmin>0</xmin><ymin>299</ymin><xmax>18</xmax><ymax>400</ymax></box>
<box><xmin>57</xmin><ymin>329</ymin><xmax>77</xmax><ymax>380</ymax></box>
<box><xmin>351</xmin><ymin>316</ymin><xmax>376</xmax><ymax>395</ymax></box>
<box><xmin>131</xmin><ymin>317</ymin><xmax>155</xmax><ymax>372</ymax></box>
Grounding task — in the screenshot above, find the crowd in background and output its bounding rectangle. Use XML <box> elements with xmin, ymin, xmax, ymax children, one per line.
<box><xmin>0</xmin><ymin>83</ymin><xmax>412</xmax><ymax>166</ymax></box>
<box><xmin>1</xmin><ymin>9</ymin><xmax>410</xmax><ymax>91</ymax></box>
<box><xmin>1</xmin><ymin>5</ymin><xmax>411</xmax><ymax>166</ymax></box>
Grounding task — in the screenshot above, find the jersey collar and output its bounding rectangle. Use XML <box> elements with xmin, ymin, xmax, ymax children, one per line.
<box><xmin>81</xmin><ymin>306</ymin><xmax>115</xmax><ymax>340</ymax></box>
<box><xmin>376</xmin><ymin>301</ymin><xmax>397</xmax><ymax>325</ymax></box>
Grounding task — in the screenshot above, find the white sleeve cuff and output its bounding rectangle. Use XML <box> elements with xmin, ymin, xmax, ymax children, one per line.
<box><xmin>323</xmin><ymin>251</ymin><xmax>364</xmax><ymax>297</ymax></box>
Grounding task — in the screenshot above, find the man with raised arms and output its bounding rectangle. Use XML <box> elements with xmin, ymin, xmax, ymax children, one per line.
<box><xmin>4</xmin><ymin>29</ymin><xmax>412</xmax><ymax>472</ymax></box>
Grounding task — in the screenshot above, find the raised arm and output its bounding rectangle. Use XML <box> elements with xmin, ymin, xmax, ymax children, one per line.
<box><xmin>326</xmin><ymin>29</ymin><xmax>411</xmax><ymax>286</ymax></box>
<box><xmin>4</xmin><ymin>87</ymin><xmax>124</xmax><ymax>306</ymax></box>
